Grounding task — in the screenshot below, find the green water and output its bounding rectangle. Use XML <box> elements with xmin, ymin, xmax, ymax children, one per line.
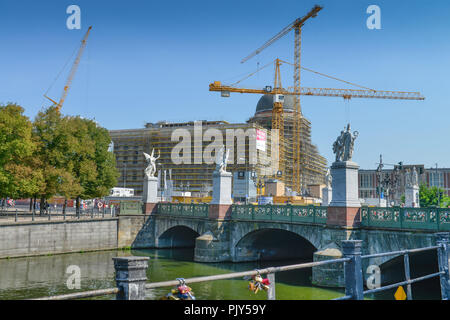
<box><xmin>0</xmin><ymin>248</ymin><xmax>440</xmax><ymax>300</ymax></box>
<box><xmin>0</xmin><ymin>248</ymin><xmax>345</xmax><ymax>300</ymax></box>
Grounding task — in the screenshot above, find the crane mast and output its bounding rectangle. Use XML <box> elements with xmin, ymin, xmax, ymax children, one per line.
<box><xmin>241</xmin><ymin>6</ymin><xmax>322</xmax><ymax>191</ymax></box>
<box><xmin>45</xmin><ymin>26</ymin><xmax>92</xmax><ymax>112</ymax></box>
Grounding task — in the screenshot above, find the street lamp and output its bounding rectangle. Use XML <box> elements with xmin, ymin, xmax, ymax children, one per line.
<box><xmin>436</xmin><ymin>163</ymin><xmax>440</xmax><ymax>207</ymax></box>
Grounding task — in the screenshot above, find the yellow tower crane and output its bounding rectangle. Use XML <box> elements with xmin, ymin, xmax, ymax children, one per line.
<box><xmin>209</xmin><ymin>58</ymin><xmax>425</xmax><ymax>188</ymax></box>
<box><xmin>44</xmin><ymin>26</ymin><xmax>92</xmax><ymax>112</ymax></box>
<box><xmin>216</xmin><ymin>5</ymin><xmax>424</xmax><ymax>193</ymax></box>
<box><xmin>241</xmin><ymin>5</ymin><xmax>322</xmax><ymax>191</ymax></box>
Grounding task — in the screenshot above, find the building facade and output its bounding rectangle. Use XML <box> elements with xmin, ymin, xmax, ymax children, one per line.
<box><xmin>109</xmin><ymin>96</ymin><xmax>327</xmax><ymax>196</ymax></box>
<box><xmin>358</xmin><ymin>165</ymin><xmax>450</xmax><ymax>206</ymax></box>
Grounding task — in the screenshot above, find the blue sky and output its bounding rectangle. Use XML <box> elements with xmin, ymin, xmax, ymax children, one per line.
<box><xmin>0</xmin><ymin>0</ymin><xmax>449</xmax><ymax>169</ymax></box>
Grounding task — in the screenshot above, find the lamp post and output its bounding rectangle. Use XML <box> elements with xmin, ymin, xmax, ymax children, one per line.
<box><xmin>376</xmin><ymin>155</ymin><xmax>384</xmax><ymax>206</ymax></box>
<box><xmin>436</xmin><ymin>163</ymin><xmax>440</xmax><ymax>207</ymax></box>
<box><xmin>375</xmin><ymin>155</ymin><xmax>404</xmax><ymax>207</ymax></box>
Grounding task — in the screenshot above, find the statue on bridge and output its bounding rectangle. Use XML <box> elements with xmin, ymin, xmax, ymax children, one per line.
<box><xmin>405</xmin><ymin>167</ymin><xmax>419</xmax><ymax>188</ymax></box>
<box><xmin>332</xmin><ymin>123</ymin><xmax>358</xmax><ymax>162</ymax></box>
<box><xmin>325</xmin><ymin>168</ymin><xmax>332</xmax><ymax>188</ymax></box>
<box><xmin>215</xmin><ymin>145</ymin><xmax>230</xmax><ymax>173</ymax></box>
<box><xmin>143</xmin><ymin>149</ymin><xmax>160</xmax><ymax>178</ymax></box>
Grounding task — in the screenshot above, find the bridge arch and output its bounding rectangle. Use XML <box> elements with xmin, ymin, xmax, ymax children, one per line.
<box><xmin>233</xmin><ymin>227</ymin><xmax>318</xmax><ymax>262</ymax></box>
<box><xmin>153</xmin><ymin>217</ymin><xmax>206</xmax><ymax>248</ymax></box>
<box><xmin>157</xmin><ymin>225</ymin><xmax>200</xmax><ymax>248</ymax></box>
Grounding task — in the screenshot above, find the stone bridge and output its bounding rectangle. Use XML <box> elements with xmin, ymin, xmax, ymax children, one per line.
<box><xmin>117</xmin><ymin>203</ymin><xmax>450</xmax><ymax>287</ymax></box>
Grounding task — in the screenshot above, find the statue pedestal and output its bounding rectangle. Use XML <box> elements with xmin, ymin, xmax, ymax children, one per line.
<box><xmin>322</xmin><ymin>187</ymin><xmax>332</xmax><ymax>206</ymax></box>
<box><xmin>143</xmin><ymin>176</ymin><xmax>158</xmax><ymax>214</ymax></box>
<box><xmin>327</xmin><ymin>161</ymin><xmax>361</xmax><ymax>227</ymax></box>
<box><xmin>405</xmin><ymin>185</ymin><xmax>420</xmax><ymax>208</ymax></box>
<box><xmin>210</xmin><ymin>171</ymin><xmax>232</xmax><ymax>219</ymax></box>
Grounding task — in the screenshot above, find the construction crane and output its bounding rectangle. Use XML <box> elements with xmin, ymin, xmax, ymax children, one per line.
<box><xmin>209</xmin><ymin>57</ymin><xmax>424</xmax><ymax>190</ymax></box>
<box><xmin>44</xmin><ymin>26</ymin><xmax>92</xmax><ymax>112</ymax></box>
<box><xmin>212</xmin><ymin>5</ymin><xmax>424</xmax><ymax>193</ymax></box>
<box><xmin>242</xmin><ymin>5</ymin><xmax>322</xmax><ymax>191</ymax></box>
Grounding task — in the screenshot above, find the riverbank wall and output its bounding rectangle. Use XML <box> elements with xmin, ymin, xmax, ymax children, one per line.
<box><xmin>0</xmin><ymin>218</ymin><xmax>118</xmax><ymax>259</ymax></box>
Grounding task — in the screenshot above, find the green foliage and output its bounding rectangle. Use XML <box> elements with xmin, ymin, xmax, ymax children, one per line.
<box><xmin>32</xmin><ymin>106</ymin><xmax>81</xmax><ymax>201</ymax></box>
<box><xmin>419</xmin><ymin>184</ymin><xmax>450</xmax><ymax>208</ymax></box>
<box><xmin>0</xmin><ymin>103</ymin><xmax>43</xmax><ymax>198</ymax></box>
<box><xmin>1</xmin><ymin>103</ymin><xmax>119</xmax><ymax>203</ymax></box>
<box><xmin>62</xmin><ymin>116</ymin><xmax>119</xmax><ymax>201</ymax></box>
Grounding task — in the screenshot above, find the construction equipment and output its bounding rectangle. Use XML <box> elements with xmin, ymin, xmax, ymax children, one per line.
<box><xmin>45</xmin><ymin>26</ymin><xmax>92</xmax><ymax>112</ymax></box>
<box><xmin>242</xmin><ymin>5</ymin><xmax>323</xmax><ymax>191</ymax></box>
<box><xmin>210</xmin><ymin>57</ymin><xmax>424</xmax><ymax>191</ymax></box>
<box><xmin>212</xmin><ymin>5</ymin><xmax>424</xmax><ymax>193</ymax></box>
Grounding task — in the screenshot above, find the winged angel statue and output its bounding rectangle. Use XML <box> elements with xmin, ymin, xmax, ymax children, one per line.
<box><xmin>143</xmin><ymin>149</ymin><xmax>160</xmax><ymax>178</ymax></box>
<box><xmin>215</xmin><ymin>146</ymin><xmax>230</xmax><ymax>173</ymax></box>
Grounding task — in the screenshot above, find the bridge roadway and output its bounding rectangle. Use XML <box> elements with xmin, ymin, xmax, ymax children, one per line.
<box><xmin>118</xmin><ymin>203</ymin><xmax>450</xmax><ymax>287</ymax></box>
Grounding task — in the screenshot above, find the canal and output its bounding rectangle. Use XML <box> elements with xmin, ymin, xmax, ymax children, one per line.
<box><xmin>0</xmin><ymin>248</ymin><xmax>441</xmax><ymax>300</ymax></box>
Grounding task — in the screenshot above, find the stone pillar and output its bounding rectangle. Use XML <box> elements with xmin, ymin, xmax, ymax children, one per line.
<box><xmin>312</xmin><ymin>246</ymin><xmax>344</xmax><ymax>287</ymax></box>
<box><xmin>322</xmin><ymin>187</ymin><xmax>332</xmax><ymax>206</ymax></box>
<box><xmin>209</xmin><ymin>171</ymin><xmax>232</xmax><ymax>220</ymax></box>
<box><xmin>194</xmin><ymin>229</ymin><xmax>231</xmax><ymax>262</ymax></box>
<box><xmin>327</xmin><ymin>161</ymin><xmax>361</xmax><ymax>227</ymax></box>
<box><xmin>195</xmin><ymin>170</ymin><xmax>232</xmax><ymax>262</ymax></box>
<box><xmin>405</xmin><ymin>185</ymin><xmax>420</xmax><ymax>208</ymax></box>
<box><xmin>436</xmin><ymin>232</ymin><xmax>450</xmax><ymax>300</ymax></box>
<box><xmin>143</xmin><ymin>176</ymin><xmax>158</xmax><ymax>214</ymax></box>
<box><xmin>342</xmin><ymin>240</ymin><xmax>364</xmax><ymax>300</ymax></box>
<box><xmin>113</xmin><ymin>256</ymin><xmax>149</xmax><ymax>300</ymax></box>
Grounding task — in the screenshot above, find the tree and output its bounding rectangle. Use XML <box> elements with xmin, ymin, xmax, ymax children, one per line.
<box><xmin>0</xmin><ymin>103</ymin><xmax>43</xmax><ymax>200</ymax></box>
<box><xmin>419</xmin><ymin>183</ymin><xmax>450</xmax><ymax>208</ymax></box>
<box><xmin>63</xmin><ymin>116</ymin><xmax>119</xmax><ymax>213</ymax></box>
<box><xmin>32</xmin><ymin>106</ymin><xmax>82</xmax><ymax>213</ymax></box>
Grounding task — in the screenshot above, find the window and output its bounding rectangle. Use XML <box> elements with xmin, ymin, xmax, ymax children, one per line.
<box><xmin>429</xmin><ymin>172</ymin><xmax>443</xmax><ymax>187</ymax></box>
<box><xmin>360</xmin><ymin>174</ymin><xmax>373</xmax><ymax>188</ymax></box>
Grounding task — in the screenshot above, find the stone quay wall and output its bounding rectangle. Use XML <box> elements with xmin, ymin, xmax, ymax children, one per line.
<box><xmin>0</xmin><ymin>218</ymin><xmax>118</xmax><ymax>259</ymax></box>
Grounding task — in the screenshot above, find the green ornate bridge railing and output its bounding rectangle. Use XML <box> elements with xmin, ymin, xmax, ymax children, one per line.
<box><xmin>156</xmin><ymin>203</ymin><xmax>328</xmax><ymax>224</ymax></box>
<box><xmin>155</xmin><ymin>202</ymin><xmax>450</xmax><ymax>231</ymax></box>
<box><xmin>157</xmin><ymin>203</ymin><xmax>209</xmax><ymax>218</ymax></box>
<box><xmin>231</xmin><ymin>204</ymin><xmax>328</xmax><ymax>224</ymax></box>
<box><xmin>361</xmin><ymin>206</ymin><xmax>450</xmax><ymax>231</ymax></box>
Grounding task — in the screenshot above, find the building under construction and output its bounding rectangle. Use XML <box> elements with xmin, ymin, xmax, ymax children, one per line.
<box><xmin>248</xmin><ymin>94</ymin><xmax>327</xmax><ymax>192</ymax></box>
<box><xmin>109</xmin><ymin>96</ymin><xmax>327</xmax><ymax>196</ymax></box>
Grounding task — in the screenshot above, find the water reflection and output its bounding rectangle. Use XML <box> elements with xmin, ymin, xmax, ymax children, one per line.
<box><xmin>0</xmin><ymin>248</ymin><xmax>398</xmax><ymax>300</ymax></box>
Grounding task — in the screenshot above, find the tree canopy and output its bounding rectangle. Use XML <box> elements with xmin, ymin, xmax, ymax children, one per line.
<box><xmin>419</xmin><ymin>184</ymin><xmax>450</xmax><ymax>208</ymax></box>
<box><xmin>0</xmin><ymin>103</ymin><xmax>43</xmax><ymax>198</ymax></box>
<box><xmin>1</xmin><ymin>103</ymin><xmax>118</xmax><ymax>203</ymax></box>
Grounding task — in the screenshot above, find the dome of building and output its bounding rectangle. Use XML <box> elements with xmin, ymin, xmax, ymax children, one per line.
<box><xmin>255</xmin><ymin>94</ymin><xmax>295</xmax><ymax>114</ymax></box>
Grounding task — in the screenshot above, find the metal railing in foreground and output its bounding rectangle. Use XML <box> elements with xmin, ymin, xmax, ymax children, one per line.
<box><xmin>30</xmin><ymin>232</ymin><xmax>450</xmax><ymax>300</ymax></box>
<box><xmin>335</xmin><ymin>232</ymin><xmax>450</xmax><ymax>300</ymax></box>
<box><xmin>0</xmin><ymin>207</ymin><xmax>117</xmax><ymax>224</ymax></box>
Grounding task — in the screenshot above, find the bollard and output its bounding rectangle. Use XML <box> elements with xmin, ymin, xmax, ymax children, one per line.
<box><xmin>342</xmin><ymin>240</ymin><xmax>364</xmax><ymax>300</ymax></box>
<box><xmin>32</xmin><ymin>210</ymin><xmax>35</xmax><ymax>221</ymax></box>
<box><xmin>436</xmin><ymin>232</ymin><xmax>450</xmax><ymax>300</ymax></box>
<box><xmin>113</xmin><ymin>256</ymin><xmax>149</xmax><ymax>300</ymax></box>
<box><xmin>15</xmin><ymin>209</ymin><xmax>17</xmax><ymax>222</ymax></box>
